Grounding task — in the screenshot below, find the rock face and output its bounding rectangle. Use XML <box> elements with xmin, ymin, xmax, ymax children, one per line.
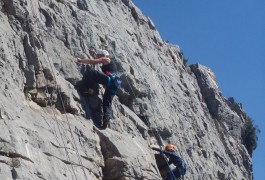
<box><xmin>0</xmin><ymin>0</ymin><xmax>252</xmax><ymax>179</ymax></box>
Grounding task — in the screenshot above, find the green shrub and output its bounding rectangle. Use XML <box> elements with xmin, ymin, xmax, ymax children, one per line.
<box><xmin>241</xmin><ymin>116</ymin><xmax>259</xmax><ymax>156</ymax></box>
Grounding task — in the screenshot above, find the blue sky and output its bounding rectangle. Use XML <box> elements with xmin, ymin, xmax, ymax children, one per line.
<box><xmin>132</xmin><ymin>0</ymin><xmax>265</xmax><ymax>179</ymax></box>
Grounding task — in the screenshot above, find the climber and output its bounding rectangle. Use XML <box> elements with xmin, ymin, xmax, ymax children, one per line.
<box><xmin>76</xmin><ymin>49</ymin><xmax>121</xmax><ymax>129</ymax></box>
<box><xmin>152</xmin><ymin>144</ymin><xmax>186</xmax><ymax>180</ymax></box>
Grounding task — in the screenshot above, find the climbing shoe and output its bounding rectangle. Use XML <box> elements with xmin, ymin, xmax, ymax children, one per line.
<box><xmin>101</xmin><ymin>116</ymin><xmax>110</xmax><ymax>129</ymax></box>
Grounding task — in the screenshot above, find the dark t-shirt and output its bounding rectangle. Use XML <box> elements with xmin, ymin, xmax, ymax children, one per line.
<box><xmin>101</xmin><ymin>59</ymin><xmax>116</xmax><ymax>74</ymax></box>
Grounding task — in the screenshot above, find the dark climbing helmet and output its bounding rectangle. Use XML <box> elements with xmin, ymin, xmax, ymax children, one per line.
<box><xmin>164</xmin><ymin>144</ymin><xmax>176</xmax><ymax>152</ymax></box>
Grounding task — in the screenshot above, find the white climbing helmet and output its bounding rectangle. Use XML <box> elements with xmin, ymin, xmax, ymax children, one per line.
<box><xmin>97</xmin><ymin>49</ymin><xmax>109</xmax><ymax>56</ymax></box>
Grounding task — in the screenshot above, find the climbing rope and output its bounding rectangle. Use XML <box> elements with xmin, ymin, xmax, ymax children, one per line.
<box><xmin>110</xmin><ymin>49</ymin><xmax>176</xmax><ymax>179</ymax></box>
<box><xmin>148</xmin><ymin>67</ymin><xmax>201</xmax><ymax>179</ymax></box>
<box><xmin>98</xmin><ymin>4</ymin><xmax>193</xmax><ymax>178</ymax></box>
<box><xmin>92</xmin><ymin>2</ymin><xmax>178</xmax><ymax>178</ymax></box>
<box><xmin>42</xmin><ymin>22</ymin><xmax>90</xmax><ymax>180</ymax></box>
<box><xmin>26</xmin><ymin>5</ymin><xmax>78</xmax><ymax>180</ymax></box>
<box><xmin>27</xmin><ymin>1</ymin><xmax>90</xmax><ymax>179</ymax></box>
<box><xmin>27</xmin><ymin>0</ymin><xmax>187</xmax><ymax>179</ymax></box>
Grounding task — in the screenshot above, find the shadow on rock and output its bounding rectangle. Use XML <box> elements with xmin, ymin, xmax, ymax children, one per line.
<box><xmin>77</xmin><ymin>90</ymin><xmax>103</xmax><ymax>129</ymax></box>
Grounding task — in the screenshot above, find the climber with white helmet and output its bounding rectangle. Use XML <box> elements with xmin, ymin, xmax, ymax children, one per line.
<box><xmin>76</xmin><ymin>49</ymin><xmax>121</xmax><ymax>129</ymax></box>
<box><xmin>152</xmin><ymin>144</ymin><xmax>186</xmax><ymax>180</ymax></box>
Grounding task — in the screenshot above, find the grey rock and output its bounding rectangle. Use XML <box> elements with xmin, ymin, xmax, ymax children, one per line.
<box><xmin>190</xmin><ymin>64</ymin><xmax>245</xmax><ymax>139</ymax></box>
<box><xmin>24</xmin><ymin>65</ymin><xmax>36</xmax><ymax>88</ymax></box>
<box><xmin>0</xmin><ymin>0</ymin><xmax>253</xmax><ymax>180</ymax></box>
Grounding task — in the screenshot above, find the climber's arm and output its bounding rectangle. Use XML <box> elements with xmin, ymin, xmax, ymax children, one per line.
<box><xmin>77</xmin><ymin>57</ymin><xmax>110</xmax><ymax>65</ymax></box>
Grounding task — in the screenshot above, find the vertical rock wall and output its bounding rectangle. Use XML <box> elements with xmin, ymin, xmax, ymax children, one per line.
<box><xmin>0</xmin><ymin>0</ymin><xmax>252</xmax><ymax>179</ymax></box>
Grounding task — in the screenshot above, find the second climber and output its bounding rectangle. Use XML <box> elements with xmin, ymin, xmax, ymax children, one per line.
<box><xmin>152</xmin><ymin>144</ymin><xmax>187</xmax><ymax>180</ymax></box>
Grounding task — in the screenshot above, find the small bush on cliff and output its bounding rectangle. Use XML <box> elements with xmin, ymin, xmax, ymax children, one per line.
<box><xmin>242</xmin><ymin>116</ymin><xmax>259</xmax><ymax>156</ymax></box>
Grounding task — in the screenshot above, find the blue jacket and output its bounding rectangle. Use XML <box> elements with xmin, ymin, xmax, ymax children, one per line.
<box><xmin>152</xmin><ymin>147</ymin><xmax>186</xmax><ymax>168</ymax></box>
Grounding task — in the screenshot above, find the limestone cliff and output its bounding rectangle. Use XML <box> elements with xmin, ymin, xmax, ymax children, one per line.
<box><xmin>0</xmin><ymin>0</ymin><xmax>253</xmax><ymax>179</ymax></box>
